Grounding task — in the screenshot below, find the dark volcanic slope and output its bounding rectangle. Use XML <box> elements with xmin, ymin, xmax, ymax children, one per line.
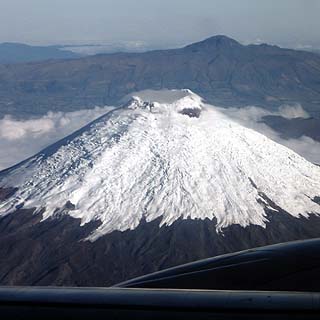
<box><xmin>1</xmin><ymin>35</ymin><xmax>320</xmax><ymax>118</ymax></box>
<box><xmin>2</xmin><ymin>203</ymin><xmax>320</xmax><ymax>287</ymax></box>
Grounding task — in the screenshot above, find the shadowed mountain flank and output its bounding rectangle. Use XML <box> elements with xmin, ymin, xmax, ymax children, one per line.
<box><xmin>1</xmin><ymin>205</ymin><xmax>320</xmax><ymax>286</ymax></box>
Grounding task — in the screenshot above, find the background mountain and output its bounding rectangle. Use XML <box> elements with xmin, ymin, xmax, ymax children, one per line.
<box><xmin>0</xmin><ymin>42</ymin><xmax>81</xmax><ymax>64</ymax></box>
<box><xmin>0</xmin><ymin>35</ymin><xmax>320</xmax><ymax>119</ymax></box>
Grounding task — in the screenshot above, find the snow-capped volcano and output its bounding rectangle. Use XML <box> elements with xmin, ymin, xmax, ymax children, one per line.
<box><xmin>0</xmin><ymin>89</ymin><xmax>320</xmax><ymax>241</ymax></box>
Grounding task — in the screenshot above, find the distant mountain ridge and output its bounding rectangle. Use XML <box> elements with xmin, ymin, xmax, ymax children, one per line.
<box><xmin>0</xmin><ymin>35</ymin><xmax>320</xmax><ymax>118</ymax></box>
<box><xmin>0</xmin><ymin>42</ymin><xmax>81</xmax><ymax>64</ymax></box>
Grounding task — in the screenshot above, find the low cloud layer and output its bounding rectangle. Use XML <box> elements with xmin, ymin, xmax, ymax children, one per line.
<box><xmin>278</xmin><ymin>103</ymin><xmax>310</xmax><ymax>119</ymax></box>
<box><xmin>221</xmin><ymin>103</ymin><xmax>310</xmax><ymax>122</ymax></box>
<box><xmin>220</xmin><ymin>104</ymin><xmax>320</xmax><ymax>165</ymax></box>
<box><xmin>0</xmin><ymin>106</ymin><xmax>114</xmax><ymax>170</ymax></box>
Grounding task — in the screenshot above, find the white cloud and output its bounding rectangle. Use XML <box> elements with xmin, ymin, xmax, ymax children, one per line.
<box><xmin>219</xmin><ymin>104</ymin><xmax>320</xmax><ymax>165</ymax></box>
<box><xmin>220</xmin><ymin>103</ymin><xmax>310</xmax><ymax>122</ymax></box>
<box><xmin>283</xmin><ymin>136</ymin><xmax>320</xmax><ymax>165</ymax></box>
<box><xmin>278</xmin><ymin>103</ymin><xmax>310</xmax><ymax>119</ymax></box>
<box><xmin>0</xmin><ymin>106</ymin><xmax>114</xmax><ymax>170</ymax></box>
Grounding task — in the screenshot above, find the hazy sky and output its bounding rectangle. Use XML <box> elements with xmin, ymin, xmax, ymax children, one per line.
<box><xmin>1</xmin><ymin>0</ymin><xmax>319</xmax><ymax>47</ymax></box>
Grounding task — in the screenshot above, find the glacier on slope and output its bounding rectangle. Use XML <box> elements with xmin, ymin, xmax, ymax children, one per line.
<box><xmin>0</xmin><ymin>89</ymin><xmax>320</xmax><ymax>241</ymax></box>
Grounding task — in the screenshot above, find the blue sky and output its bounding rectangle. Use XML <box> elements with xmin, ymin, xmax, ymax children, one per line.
<box><xmin>1</xmin><ymin>0</ymin><xmax>319</xmax><ymax>47</ymax></box>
